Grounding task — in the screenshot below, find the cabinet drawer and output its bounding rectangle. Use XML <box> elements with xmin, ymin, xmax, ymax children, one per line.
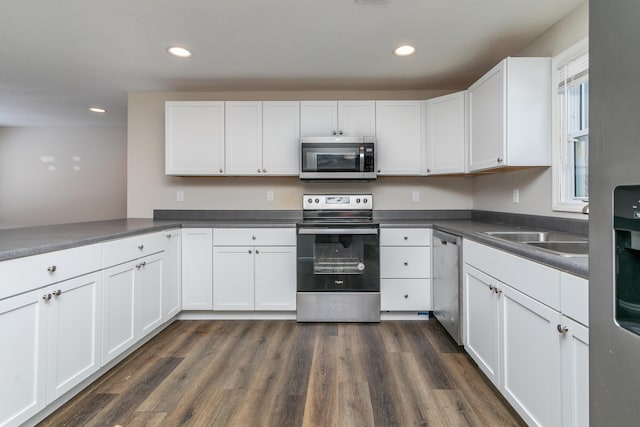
<box><xmin>463</xmin><ymin>239</ymin><xmax>560</xmax><ymax>310</ymax></box>
<box><xmin>380</xmin><ymin>247</ymin><xmax>431</xmax><ymax>278</ymax></box>
<box><xmin>561</xmin><ymin>273</ymin><xmax>589</xmax><ymax>326</ymax></box>
<box><xmin>380</xmin><ymin>228</ymin><xmax>432</xmax><ymax>246</ymax></box>
<box><xmin>381</xmin><ymin>279</ymin><xmax>431</xmax><ymax>311</ymax></box>
<box><xmin>102</xmin><ymin>231</ymin><xmax>167</xmax><ymax>268</ymax></box>
<box><xmin>0</xmin><ymin>244</ymin><xmax>102</xmax><ymax>300</ymax></box>
<box><xmin>213</xmin><ymin>228</ymin><xmax>296</xmax><ymax>246</ymax></box>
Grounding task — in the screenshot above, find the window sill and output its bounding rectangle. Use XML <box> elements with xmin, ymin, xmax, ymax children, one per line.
<box><xmin>553</xmin><ymin>202</ymin><xmax>589</xmax><ymax>214</ymax></box>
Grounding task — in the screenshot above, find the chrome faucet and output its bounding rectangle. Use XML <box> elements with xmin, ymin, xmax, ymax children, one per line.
<box><xmin>582</xmin><ymin>203</ymin><xmax>589</xmax><ymax>214</ymax></box>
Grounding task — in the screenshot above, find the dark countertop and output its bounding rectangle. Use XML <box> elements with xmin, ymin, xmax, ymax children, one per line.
<box><xmin>0</xmin><ymin>215</ymin><xmax>588</xmax><ymax>279</ymax></box>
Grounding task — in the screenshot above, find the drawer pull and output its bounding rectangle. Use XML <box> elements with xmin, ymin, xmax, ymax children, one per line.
<box><xmin>252</xmin><ymin>235</ymin><xmax>257</xmax><ymax>240</ymax></box>
<box><xmin>248</xmin><ymin>249</ymin><xmax>253</xmax><ymax>254</ymax></box>
<box><xmin>256</xmin><ymin>249</ymin><xmax>260</xmax><ymax>254</ymax></box>
<box><xmin>557</xmin><ymin>324</ymin><xmax>569</xmax><ymax>334</ymax></box>
<box><xmin>42</xmin><ymin>293</ymin><xmax>52</xmax><ymax>301</ymax></box>
<box><xmin>404</xmin><ymin>236</ymin><xmax>408</xmax><ymax>240</ymax></box>
<box><xmin>138</xmin><ymin>244</ymin><xmax>144</xmax><ymax>250</ymax></box>
<box><xmin>47</xmin><ymin>265</ymin><xmax>57</xmax><ymax>273</ymax></box>
<box><xmin>404</xmin><ymin>262</ymin><xmax>408</xmax><ymax>266</ymax></box>
<box><xmin>52</xmin><ymin>289</ymin><xmax>62</xmax><ymax>297</ymax></box>
<box><xmin>404</xmin><ymin>294</ymin><xmax>409</xmax><ymax>299</ymax></box>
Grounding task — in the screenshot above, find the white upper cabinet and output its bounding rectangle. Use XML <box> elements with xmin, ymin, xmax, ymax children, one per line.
<box><xmin>262</xmin><ymin>101</ymin><xmax>300</xmax><ymax>175</ymax></box>
<box><xmin>225</xmin><ymin>101</ymin><xmax>263</xmax><ymax>175</ymax></box>
<box><xmin>300</xmin><ymin>101</ymin><xmax>375</xmax><ymax>136</ymax></box>
<box><xmin>424</xmin><ymin>91</ymin><xmax>467</xmax><ymax>175</ymax></box>
<box><xmin>468</xmin><ymin>57</ymin><xmax>551</xmax><ymax>172</ymax></box>
<box><xmin>165</xmin><ymin>101</ymin><xmax>225</xmax><ymax>176</ymax></box>
<box><xmin>375</xmin><ymin>100</ymin><xmax>424</xmax><ymax>175</ymax></box>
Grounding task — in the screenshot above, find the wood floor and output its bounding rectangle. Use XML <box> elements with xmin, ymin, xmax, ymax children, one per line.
<box><xmin>39</xmin><ymin>319</ymin><xmax>525</xmax><ymax>427</ymax></box>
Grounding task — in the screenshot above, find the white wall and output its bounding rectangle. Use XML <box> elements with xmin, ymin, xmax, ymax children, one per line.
<box><xmin>127</xmin><ymin>90</ymin><xmax>474</xmax><ymax>218</ymax></box>
<box><xmin>472</xmin><ymin>1</ymin><xmax>588</xmax><ymax>218</ymax></box>
<box><xmin>0</xmin><ymin>126</ymin><xmax>127</xmax><ymax>228</ymax></box>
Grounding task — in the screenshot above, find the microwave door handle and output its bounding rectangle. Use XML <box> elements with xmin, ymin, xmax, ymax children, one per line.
<box><xmin>359</xmin><ymin>146</ymin><xmax>365</xmax><ymax>172</ymax></box>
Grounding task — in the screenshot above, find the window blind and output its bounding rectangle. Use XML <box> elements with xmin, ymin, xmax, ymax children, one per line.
<box><xmin>557</xmin><ymin>52</ymin><xmax>589</xmax><ymax>91</ymax></box>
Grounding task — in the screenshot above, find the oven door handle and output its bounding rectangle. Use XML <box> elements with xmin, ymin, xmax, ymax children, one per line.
<box><xmin>298</xmin><ymin>228</ymin><xmax>379</xmax><ymax>235</ymax></box>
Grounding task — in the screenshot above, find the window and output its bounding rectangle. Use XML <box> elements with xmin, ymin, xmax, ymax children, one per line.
<box><xmin>552</xmin><ymin>38</ymin><xmax>589</xmax><ymax>212</ymax></box>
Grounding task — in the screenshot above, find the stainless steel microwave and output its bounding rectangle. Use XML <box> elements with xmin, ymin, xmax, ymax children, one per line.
<box><xmin>299</xmin><ymin>136</ymin><xmax>376</xmax><ymax>180</ymax></box>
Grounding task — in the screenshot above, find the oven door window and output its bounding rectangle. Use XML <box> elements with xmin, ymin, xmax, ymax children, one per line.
<box><xmin>302</xmin><ymin>144</ymin><xmax>360</xmax><ymax>172</ymax></box>
<box><xmin>297</xmin><ymin>231</ymin><xmax>379</xmax><ymax>292</ymax></box>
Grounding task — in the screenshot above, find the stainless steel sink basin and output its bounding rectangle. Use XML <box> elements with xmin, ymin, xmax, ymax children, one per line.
<box><xmin>483</xmin><ymin>231</ymin><xmax>580</xmax><ymax>242</ymax></box>
<box><xmin>525</xmin><ymin>241</ymin><xmax>589</xmax><ymax>256</ymax></box>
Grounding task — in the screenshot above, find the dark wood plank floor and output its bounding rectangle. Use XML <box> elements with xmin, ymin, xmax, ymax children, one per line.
<box><xmin>39</xmin><ymin>319</ymin><xmax>525</xmax><ymax>427</ymax></box>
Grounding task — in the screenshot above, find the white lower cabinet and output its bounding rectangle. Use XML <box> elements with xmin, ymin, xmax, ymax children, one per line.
<box><xmin>181</xmin><ymin>228</ymin><xmax>213</xmax><ymax>310</ymax></box>
<box><xmin>380</xmin><ymin>228</ymin><xmax>432</xmax><ymax>311</ymax></box>
<box><xmin>560</xmin><ymin>315</ymin><xmax>589</xmax><ymax>427</ymax></box>
<box><xmin>463</xmin><ymin>239</ymin><xmax>589</xmax><ymax>427</ymax></box>
<box><xmin>0</xmin><ymin>272</ymin><xmax>102</xmax><ymax>427</ymax></box>
<box><xmin>213</xmin><ymin>228</ymin><xmax>296</xmax><ymax>312</ymax></box>
<box><xmin>102</xmin><ymin>252</ymin><xmax>164</xmax><ymax>364</ymax></box>
<box><xmin>0</xmin><ymin>288</ymin><xmax>48</xmax><ymax>427</ymax></box>
<box><xmin>163</xmin><ymin>229</ymin><xmax>181</xmax><ymax>318</ymax></box>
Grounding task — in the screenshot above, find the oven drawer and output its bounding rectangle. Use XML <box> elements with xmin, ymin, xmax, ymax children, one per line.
<box><xmin>380</xmin><ymin>228</ymin><xmax>432</xmax><ymax>246</ymax></box>
<box><xmin>380</xmin><ymin>247</ymin><xmax>431</xmax><ymax>278</ymax></box>
<box><xmin>214</xmin><ymin>228</ymin><xmax>296</xmax><ymax>246</ymax></box>
<box><xmin>381</xmin><ymin>279</ymin><xmax>431</xmax><ymax>311</ymax></box>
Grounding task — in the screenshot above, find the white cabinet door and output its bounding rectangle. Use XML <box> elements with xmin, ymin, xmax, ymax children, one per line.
<box><xmin>375</xmin><ymin>100</ymin><xmax>423</xmax><ymax>175</ymax></box>
<box><xmin>254</xmin><ymin>246</ymin><xmax>296</xmax><ymax>311</ymax></box>
<box><xmin>262</xmin><ymin>101</ymin><xmax>300</xmax><ymax>175</ymax></box>
<box><xmin>225</xmin><ymin>101</ymin><xmax>263</xmax><ymax>175</ymax></box>
<box><xmin>181</xmin><ymin>229</ymin><xmax>213</xmax><ymax>310</ymax></box>
<box><xmin>463</xmin><ymin>264</ymin><xmax>501</xmax><ymax>387</ymax></box>
<box><xmin>0</xmin><ymin>289</ymin><xmax>47</xmax><ymax>427</ymax></box>
<box><xmin>46</xmin><ymin>273</ymin><xmax>102</xmax><ymax>402</ymax></box>
<box><xmin>165</xmin><ymin>101</ymin><xmax>225</xmax><ymax>175</ymax></box>
<box><xmin>213</xmin><ymin>247</ymin><xmax>254</xmax><ymax>310</ymax></box>
<box><xmin>338</xmin><ymin>101</ymin><xmax>376</xmax><ymax>136</ymax></box>
<box><xmin>137</xmin><ymin>253</ymin><xmax>164</xmax><ymax>337</ymax></box>
<box><xmin>468</xmin><ymin>57</ymin><xmax>551</xmax><ymax>172</ymax></box>
<box><xmin>501</xmin><ymin>284</ymin><xmax>562</xmax><ymax>427</ymax></box>
<box><xmin>300</xmin><ymin>101</ymin><xmax>375</xmax><ymax>136</ymax></box>
<box><xmin>425</xmin><ymin>91</ymin><xmax>467</xmax><ymax>175</ymax></box>
<box><xmin>468</xmin><ymin>62</ymin><xmax>506</xmax><ymax>171</ymax></box>
<box><xmin>102</xmin><ymin>261</ymin><xmax>136</xmax><ymax>364</ymax></box>
<box><xmin>560</xmin><ymin>315</ymin><xmax>589</xmax><ymax>427</ymax></box>
<box><xmin>163</xmin><ymin>229</ymin><xmax>181</xmax><ymax>319</ymax></box>
<box><xmin>300</xmin><ymin>101</ymin><xmax>338</xmax><ymax>136</ymax></box>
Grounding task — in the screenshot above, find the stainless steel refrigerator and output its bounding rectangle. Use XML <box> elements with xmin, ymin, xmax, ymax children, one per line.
<box><xmin>591</xmin><ymin>1</ymin><xmax>640</xmax><ymax>424</ymax></box>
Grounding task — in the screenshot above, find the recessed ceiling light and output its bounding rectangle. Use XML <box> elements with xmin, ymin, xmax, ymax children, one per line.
<box><xmin>394</xmin><ymin>45</ymin><xmax>416</xmax><ymax>57</ymax></box>
<box><xmin>167</xmin><ymin>46</ymin><xmax>192</xmax><ymax>58</ymax></box>
<box><xmin>89</xmin><ymin>107</ymin><xmax>106</xmax><ymax>113</ymax></box>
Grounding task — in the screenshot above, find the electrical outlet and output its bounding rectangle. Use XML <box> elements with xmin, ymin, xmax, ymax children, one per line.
<box><xmin>512</xmin><ymin>189</ymin><xmax>520</xmax><ymax>204</ymax></box>
<box><xmin>267</xmin><ymin>191</ymin><xmax>274</xmax><ymax>202</ymax></box>
<box><xmin>412</xmin><ymin>191</ymin><xmax>420</xmax><ymax>202</ymax></box>
<box><xmin>176</xmin><ymin>191</ymin><xmax>184</xmax><ymax>202</ymax></box>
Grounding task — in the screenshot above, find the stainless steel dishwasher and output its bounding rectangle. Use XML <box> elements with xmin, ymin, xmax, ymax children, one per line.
<box><xmin>432</xmin><ymin>229</ymin><xmax>462</xmax><ymax>345</ymax></box>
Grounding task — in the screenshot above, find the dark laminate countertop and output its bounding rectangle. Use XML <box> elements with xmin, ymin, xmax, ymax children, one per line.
<box><xmin>0</xmin><ymin>215</ymin><xmax>588</xmax><ymax>279</ymax></box>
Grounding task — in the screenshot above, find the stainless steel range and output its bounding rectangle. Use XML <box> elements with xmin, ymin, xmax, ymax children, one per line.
<box><xmin>296</xmin><ymin>194</ymin><xmax>380</xmax><ymax>322</ymax></box>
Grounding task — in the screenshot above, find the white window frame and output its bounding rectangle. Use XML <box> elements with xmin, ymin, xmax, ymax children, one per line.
<box><xmin>552</xmin><ymin>38</ymin><xmax>589</xmax><ymax>213</ymax></box>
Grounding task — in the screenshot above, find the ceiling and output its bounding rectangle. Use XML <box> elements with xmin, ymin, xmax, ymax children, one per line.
<box><xmin>0</xmin><ymin>0</ymin><xmax>584</xmax><ymax>127</ymax></box>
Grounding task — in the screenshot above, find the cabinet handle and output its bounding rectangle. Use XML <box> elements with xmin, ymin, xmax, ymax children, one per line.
<box><xmin>557</xmin><ymin>324</ymin><xmax>569</xmax><ymax>334</ymax></box>
<box><xmin>136</xmin><ymin>261</ymin><xmax>146</xmax><ymax>269</ymax></box>
<box><xmin>494</xmin><ymin>287</ymin><xmax>502</xmax><ymax>294</ymax></box>
<box><xmin>489</xmin><ymin>284</ymin><xmax>495</xmax><ymax>292</ymax></box>
<box><xmin>404</xmin><ymin>294</ymin><xmax>409</xmax><ymax>299</ymax></box>
<box><xmin>263</xmin><ymin>169</ymin><xmax>267</xmax><ymax>173</ymax></box>
<box><xmin>377</xmin><ymin>169</ymin><xmax>381</xmax><ymax>173</ymax></box>
<box><xmin>339</xmin><ymin>130</ymin><xmax>344</xmax><ymax>135</ymax></box>
<box><xmin>497</xmin><ymin>157</ymin><xmax>503</xmax><ymax>163</ymax></box>
<box><xmin>219</xmin><ymin>169</ymin><xmax>224</xmax><ymax>173</ymax></box>
<box><xmin>47</xmin><ymin>265</ymin><xmax>57</xmax><ymax>273</ymax></box>
<box><xmin>252</xmin><ymin>235</ymin><xmax>256</xmax><ymax>240</ymax></box>
<box><xmin>256</xmin><ymin>249</ymin><xmax>260</xmax><ymax>254</ymax></box>
<box><xmin>332</xmin><ymin>130</ymin><xmax>337</xmax><ymax>135</ymax></box>
<box><xmin>426</xmin><ymin>168</ymin><xmax>431</xmax><ymax>173</ymax></box>
<box><xmin>138</xmin><ymin>244</ymin><xmax>144</xmax><ymax>250</ymax></box>
<box><xmin>52</xmin><ymin>289</ymin><xmax>62</xmax><ymax>297</ymax></box>
<box><xmin>403</xmin><ymin>262</ymin><xmax>408</xmax><ymax>266</ymax></box>
<box><xmin>403</xmin><ymin>236</ymin><xmax>408</xmax><ymax>240</ymax></box>
<box><xmin>257</xmin><ymin>168</ymin><xmax>261</xmax><ymax>173</ymax></box>
<box><xmin>248</xmin><ymin>249</ymin><xmax>253</xmax><ymax>254</ymax></box>
<box><xmin>42</xmin><ymin>293</ymin><xmax>52</xmax><ymax>301</ymax></box>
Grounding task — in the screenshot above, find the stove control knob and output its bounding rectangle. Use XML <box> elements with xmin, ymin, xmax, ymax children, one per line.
<box><xmin>315</xmin><ymin>198</ymin><xmax>320</xmax><ymax>204</ymax></box>
<box><xmin>356</xmin><ymin>198</ymin><xmax>361</xmax><ymax>203</ymax></box>
<box><xmin>307</xmin><ymin>198</ymin><xmax>312</xmax><ymax>204</ymax></box>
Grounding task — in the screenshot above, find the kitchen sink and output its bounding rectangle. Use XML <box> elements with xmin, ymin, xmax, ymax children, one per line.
<box><xmin>483</xmin><ymin>231</ymin><xmax>581</xmax><ymax>242</ymax></box>
<box><xmin>525</xmin><ymin>241</ymin><xmax>589</xmax><ymax>256</ymax></box>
